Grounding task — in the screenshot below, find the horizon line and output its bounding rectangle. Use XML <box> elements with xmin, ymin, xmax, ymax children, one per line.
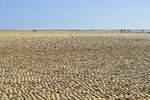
<box><xmin>0</xmin><ymin>29</ymin><xmax>150</xmax><ymax>31</ymax></box>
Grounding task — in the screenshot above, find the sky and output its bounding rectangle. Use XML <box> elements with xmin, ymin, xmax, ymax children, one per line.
<box><xmin>0</xmin><ymin>0</ymin><xmax>150</xmax><ymax>30</ymax></box>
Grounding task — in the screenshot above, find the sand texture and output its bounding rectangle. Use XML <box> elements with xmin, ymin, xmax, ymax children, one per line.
<box><xmin>0</xmin><ymin>31</ymin><xmax>150</xmax><ymax>100</ymax></box>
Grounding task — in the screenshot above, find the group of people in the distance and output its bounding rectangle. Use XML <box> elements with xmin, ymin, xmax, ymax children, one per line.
<box><xmin>33</xmin><ymin>29</ymin><xmax>37</xmax><ymax>32</ymax></box>
<box><xmin>120</xmin><ymin>29</ymin><xmax>144</xmax><ymax>32</ymax></box>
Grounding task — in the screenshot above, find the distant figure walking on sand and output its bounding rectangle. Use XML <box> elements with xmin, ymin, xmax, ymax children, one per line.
<box><xmin>33</xmin><ymin>29</ymin><xmax>37</xmax><ymax>32</ymax></box>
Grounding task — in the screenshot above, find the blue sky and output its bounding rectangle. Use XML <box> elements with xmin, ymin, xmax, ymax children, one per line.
<box><xmin>0</xmin><ymin>0</ymin><xmax>150</xmax><ymax>30</ymax></box>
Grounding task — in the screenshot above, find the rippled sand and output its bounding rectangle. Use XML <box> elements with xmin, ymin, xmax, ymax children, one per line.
<box><xmin>0</xmin><ymin>31</ymin><xmax>150</xmax><ymax>100</ymax></box>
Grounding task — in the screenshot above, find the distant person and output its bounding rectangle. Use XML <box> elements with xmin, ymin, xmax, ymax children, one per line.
<box><xmin>33</xmin><ymin>29</ymin><xmax>37</xmax><ymax>32</ymax></box>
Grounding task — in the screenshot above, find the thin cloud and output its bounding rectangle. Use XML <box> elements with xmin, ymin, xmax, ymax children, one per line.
<box><xmin>0</xmin><ymin>0</ymin><xmax>7</xmax><ymax>3</ymax></box>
